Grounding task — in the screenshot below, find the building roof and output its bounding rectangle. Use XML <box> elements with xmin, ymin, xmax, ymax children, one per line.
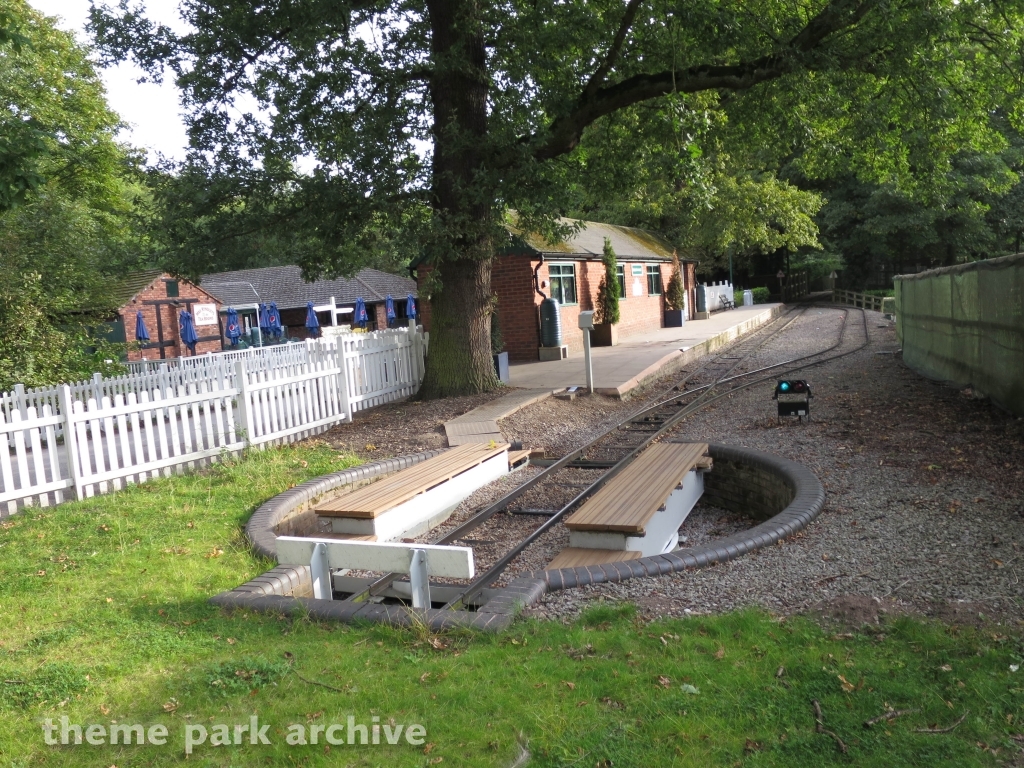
<box><xmin>506</xmin><ymin>218</ymin><xmax>682</xmax><ymax>261</ymax></box>
<box><xmin>110</xmin><ymin>269</ymin><xmax>165</xmax><ymax>307</ymax></box>
<box><xmin>199</xmin><ymin>265</ymin><xmax>416</xmax><ymax>311</ymax></box>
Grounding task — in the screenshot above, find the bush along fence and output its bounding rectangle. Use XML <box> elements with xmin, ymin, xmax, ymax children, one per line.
<box><xmin>0</xmin><ymin>325</ymin><xmax>428</xmax><ymax>514</ymax></box>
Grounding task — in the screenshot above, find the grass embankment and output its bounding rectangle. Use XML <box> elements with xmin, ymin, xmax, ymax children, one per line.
<box><xmin>1</xmin><ymin>444</ymin><xmax>1021</xmax><ymax>767</ymax></box>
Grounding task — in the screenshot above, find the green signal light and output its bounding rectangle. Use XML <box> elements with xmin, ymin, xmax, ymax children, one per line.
<box><xmin>779</xmin><ymin>382</ymin><xmax>791</xmax><ymax>392</ymax></box>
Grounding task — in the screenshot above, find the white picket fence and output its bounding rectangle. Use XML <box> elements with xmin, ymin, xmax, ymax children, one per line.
<box><xmin>0</xmin><ymin>325</ymin><xmax>427</xmax><ymax>514</ymax></box>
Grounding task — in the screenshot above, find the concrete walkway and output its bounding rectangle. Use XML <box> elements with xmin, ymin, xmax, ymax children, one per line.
<box><xmin>444</xmin><ymin>388</ymin><xmax>553</xmax><ymax>446</ymax></box>
<box><xmin>508</xmin><ymin>304</ymin><xmax>784</xmax><ymax>397</ymax></box>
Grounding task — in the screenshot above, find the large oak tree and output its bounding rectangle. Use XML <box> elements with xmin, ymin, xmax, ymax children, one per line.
<box><xmin>92</xmin><ymin>0</ymin><xmax>1024</xmax><ymax>396</ymax></box>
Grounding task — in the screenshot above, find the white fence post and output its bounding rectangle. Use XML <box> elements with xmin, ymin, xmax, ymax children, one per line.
<box><xmin>57</xmin><ymin>385</ymin><xmax>85</xmax><ymax>500</ymax></box>
<box><xmin>336</xmin><ymin>339</ymin><xmax>353</xmax><ymax>422</ymax></box>
<box><xmin>234</xmin><ymin>360</ymin><xmax>254</xmax><ymax>447</ymax></box>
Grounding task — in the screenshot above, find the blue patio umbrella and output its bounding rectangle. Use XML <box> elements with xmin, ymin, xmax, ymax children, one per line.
<box><xmin>354</xmin><ymin>297</ymin><xmax>368</xmax><ymax>328</ymax></box>
<box><xmin>406</xmin><ymin>293</ymin><xmax>416</xmax><ymax>320</ymax></box>
<box><xmin>267</xmin><ymin>302</ymin><xmax>284</xmax><ymax>338</ymax></box>
<box><xmin>385</xmin><ymin>295</ymin><xmax>396</xmax><ymax>327</ymax></box>
<box><xmin>225</xmin><ymin>307</ymin><xmax>243</xmax><ymax>346</ymax></box>
<box><xmin>179</xmin><ymin>310</ymin><xmax>199</xmax><ymax>355</ymax></box>
<box><xmin>134</xmin><ymin>310</ymin><xmax>150</xmax><ymax>343</ymax></box>
<box><xmin>258</xmin><ymin>303</ymin><xmax>272</xmax><ymax>335</ymax></box>
<box><xmin>305</xmin><ymin>301</ymin><xmax>321</xmax><ymax>338</ymax></box>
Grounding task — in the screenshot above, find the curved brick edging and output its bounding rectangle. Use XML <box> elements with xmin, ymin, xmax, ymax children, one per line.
<box><xmin>535</xmin><ymin>444</ymin><xmax>826</xmax><ymax>591</ymax></box>
<box><xmin>245</xmin><ymin>450</ymin><xmax>445</xmax><ymax>559</ymax></box>
<box><xmin>211</xmin><ymin>443</ymin><xmax>824</xmax><ymax>631</ymax></box>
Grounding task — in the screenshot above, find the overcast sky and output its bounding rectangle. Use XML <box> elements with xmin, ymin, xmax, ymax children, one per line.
<box><xmin>28</xmin><ymin>0</ymin><xmax>190</xmax><ymax>162</ymax></box>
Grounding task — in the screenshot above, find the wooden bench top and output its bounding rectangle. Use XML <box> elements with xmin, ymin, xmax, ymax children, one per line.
<box><xmin>315</xmin><ymin>442</ymin><xmax>509</xmax><ymax>519</ymax></box>
<box><xmin>547</xmin><ymin>547</ymin><xmax>642</xmax><ymax>569</ymax></box>
<box><xmin>564</xmin><ymin>442</ymin><xmax>709</xmax><ymax>535</ymax></box>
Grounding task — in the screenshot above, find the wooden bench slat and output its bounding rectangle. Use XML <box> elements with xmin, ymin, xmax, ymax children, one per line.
<box><xmin>507</xmin><ymin>449</ymin><xmax>531</xmax><ymax>467</ymax></box>
<box><xmin>547</xmin><ymin>547</ymin><xmax>643</xmax><ymax>569</ymax></box>
<box><xmin>565</xmin><ymin>442</ymin><xmax>708</xmax><ymax>535</ymax></box>
<box><xmin>316</xmin><ymin>443</ymin><xmax>509</xmax><ymax>518</ymax></box>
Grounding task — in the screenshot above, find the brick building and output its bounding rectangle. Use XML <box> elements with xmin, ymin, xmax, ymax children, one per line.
<box><xmin>200</xmin><ymin>265</ymin><xmax>417</xmax><ymax>342</ymax></box>
<box><xmin>414</xmin><ymin>219</ymin><xmax>697</xmax><ymax>362</ymax></box>
<box><xmin>111</xmin><ymin>270</ymin><xmax>224</xmax><ymax>361</ymax></box>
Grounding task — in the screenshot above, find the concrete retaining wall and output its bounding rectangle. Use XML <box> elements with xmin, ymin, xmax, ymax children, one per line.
<box><xmin>895</xmin><ymin>253</ymin><xmax>1024</xmax><ymax>415</ymax></box>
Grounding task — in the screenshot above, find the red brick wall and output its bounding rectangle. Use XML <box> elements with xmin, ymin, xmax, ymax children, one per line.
<box><xmin>491</xmin><ymin>254</ymin><xmax>543</xmax><ymax>362</ymax></box>
<box><xmin>119</xmin><ymin>276</ymin><xmax>222</xmax><ymax>361</ymax></box>
<box><xmin>418</xmin><ymin>256</ymin><xmax>694</xmax><ymax>362</ymax></box>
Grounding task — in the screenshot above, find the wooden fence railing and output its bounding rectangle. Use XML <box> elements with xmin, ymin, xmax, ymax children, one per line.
<box><xmin>831</xmin><ymin>289</ymin><xmax>889</xmax><ymax>312</ymax></box>
<box><xmin>0</xmin><ymin>325</ymin><xmax>427</xmax><ymax>514</ymax></box>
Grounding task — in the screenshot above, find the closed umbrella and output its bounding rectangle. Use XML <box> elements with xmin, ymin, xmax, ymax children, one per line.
<box><xmin>354</xmin><ymin>297</ymin><xmax>368</xmax><ymax>328</ymax></box>
<box><xmin>225</xmin><ymin>307</ymin><xmax>242</xmax><ymax>346</ymax></box>
<box><xmin>385</xmin><ymin>295</ymin><xmax>396</xmax><ymax>328</ymax></box>
<box><xmin>267</xmin><ymin>301</ymin><xmax>284</xmax><ymax>338</ymax></box>
<box><xmin>258</xmin><ymin>303</ymin><xmax>271</xmax><ymax>336</ymax></box>
<box><xmin>179</xmin><ymin>310</ymin><xmax>199</xmax><ymax>355</ymax></box>
<box><xmin>134</xmin><ymin>310</ymin><xmax>150</xmax><ymax>343</ymax></box>
<box><xmin>406</xmin><ymin>293</ymin><xmax>416</xmax><ymax>320</ymax></box>
<box><xmin>305</xmin><ymin>301</ymin><xmax>321</xmax><ymax>338</ymax></box>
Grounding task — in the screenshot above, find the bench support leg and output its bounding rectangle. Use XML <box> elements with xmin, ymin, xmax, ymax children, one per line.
<box><xmin>310</xmin><ymin>542</ymin><xmax>333</xmax><ymax>600</ymax></box>
<box><xmin>409</xmin><ymin>549</ymin><xmax>430</xmax><ymax>610</ymax></box>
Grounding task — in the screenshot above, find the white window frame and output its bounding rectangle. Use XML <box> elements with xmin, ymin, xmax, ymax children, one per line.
<box><xmin>548</xmin><ymin>262</ymin><xmax>578</xmax><ymax>306</ymax></box>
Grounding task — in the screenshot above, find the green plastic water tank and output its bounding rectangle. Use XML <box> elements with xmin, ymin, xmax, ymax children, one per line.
<box><xmin>539</xmin><ymin>297</ymin><xmax>563</xmax><ymax>347</ymax></box>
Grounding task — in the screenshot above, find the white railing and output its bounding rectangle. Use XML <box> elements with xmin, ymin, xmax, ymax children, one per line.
<box><xmin>0</xmin><ymin>325</ymin><xmax>428</xmax><ymax>514</ymax></box>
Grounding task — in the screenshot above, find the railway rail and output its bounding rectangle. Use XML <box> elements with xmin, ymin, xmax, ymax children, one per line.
<box><xmin>340</xmin><ymin>303</ymin><xmax>870</xmax><ymax>610</ymax></box>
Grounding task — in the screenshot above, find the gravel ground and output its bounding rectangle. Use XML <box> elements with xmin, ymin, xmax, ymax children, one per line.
<box><xmin>521</xmin><ymin>306</ymin><xmax>1024</xmax><ymax>627</ymax></box>
<box><xmin>320</xmin><ymin>389</ymin><xmax>509</xmax><ymax>458</ymax></box>
<box><xmin>310</xmin><ymin>305</ymin><xmax>1024</xmax><ymax>628</ymax></box>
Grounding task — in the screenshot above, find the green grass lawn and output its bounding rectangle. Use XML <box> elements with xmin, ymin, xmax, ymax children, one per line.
<box><xmin>1</xmin><ymin>443</ymin><xmax>1021</xmax><ymax>767</ymax></box>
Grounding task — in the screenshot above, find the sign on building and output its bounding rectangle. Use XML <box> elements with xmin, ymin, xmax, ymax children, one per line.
<box><xmin>194</xmin><ymin>303</ymin><xmax>218</xmax><ymax>326</ymax></box>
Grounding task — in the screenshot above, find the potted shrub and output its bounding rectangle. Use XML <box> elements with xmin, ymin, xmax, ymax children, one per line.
<box><xmin>592</xmin><ymin>238</ymin><xmax>620</xmax><ymax>346</ymax></box>
<box><xmin>664</xmin><ymin>251</ymin><xmax>686</xmax><ymax>327</ymax></box>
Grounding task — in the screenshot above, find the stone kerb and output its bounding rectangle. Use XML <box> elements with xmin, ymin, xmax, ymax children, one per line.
<box><xmin>213</xmin><ymin>443</ymin><xmax>825</xmax><ymax>630</ymax></box>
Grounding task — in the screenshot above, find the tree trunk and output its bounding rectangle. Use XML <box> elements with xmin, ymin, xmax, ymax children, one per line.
<box><xmin>420</xmin><ymin>0</ymin><xmax>500</xmax><ymax>398</ymax></box>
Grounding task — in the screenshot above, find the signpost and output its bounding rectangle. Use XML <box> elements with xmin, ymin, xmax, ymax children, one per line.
<box><xmin>578</xmin><ymin>310</ymin><xmax>595</xmax><ymax>394</ymax></box>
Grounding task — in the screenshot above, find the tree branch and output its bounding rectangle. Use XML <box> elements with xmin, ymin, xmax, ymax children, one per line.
<box><xmin>583</xmin><ymin>0</ymin><xmax>645</xmax><ymax>99</ymax></box>
<box><xmin>525</xmin><ymin>0</ymin><xmax>881</xmax><ymax>162</ymax></box>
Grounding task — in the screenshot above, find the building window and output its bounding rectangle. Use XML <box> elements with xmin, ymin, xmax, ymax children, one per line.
<box><xmin>616</xmin><ymin>264</ymin><xmax>626</xmax><ymax>299</ymax></box>
<box><xmin>548</xmin><ymin>263</ymin><xmax>577</xmax><ymax>305</ymax></box>
<box><xmin>164</xmin><ymin>279</ymin><xmax>179</xmax><ymax>298</ymax></box>
<box><xmin>647</xmin><ymin>265</ymin><xmax>663</xmax><ymax>295</ymax></box>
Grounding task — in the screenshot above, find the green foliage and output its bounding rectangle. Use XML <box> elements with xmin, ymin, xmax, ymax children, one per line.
<box><xmin>809</xmin><ymin>124</ymin><xmax>1024</xmax><ymax>287</ymax></box>
<box><xmin>734</xmin><ymin>287</ymin><xmax>771</xmax><ymax>305</ymax></box>
<box><xmin>0</xmin><ymin>662</ymin><xmax>90</xmax><ymax>709</ymax></box>
<box><xmin>665</xmin><ymin>257</ymin><xmax>686</xmax><ymax>312</ymax></box>
<box><xmin>595</xmin><ymin>237</ymin><xmax>620</xmax><ymax>325</ymax></box>
<box><xmin>205</xmin><ymin>658</ymin><xmax>289</xmax><ymax>696</ymax></box>
<box><xmin>89</xmin><ymin>0</ymin><xmax>1024</xmax><ymax>392</ymax></box>
<box><xmin>0</xmin><ymin>0</ymin><xmax>151</xmax><ymax>389</ymax></box>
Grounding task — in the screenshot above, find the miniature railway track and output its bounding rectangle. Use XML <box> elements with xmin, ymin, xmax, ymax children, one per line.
<box><xmin>342</xmin><ymin>304</ymin><xmax>870</xmax><ymax>610</ymax></box>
